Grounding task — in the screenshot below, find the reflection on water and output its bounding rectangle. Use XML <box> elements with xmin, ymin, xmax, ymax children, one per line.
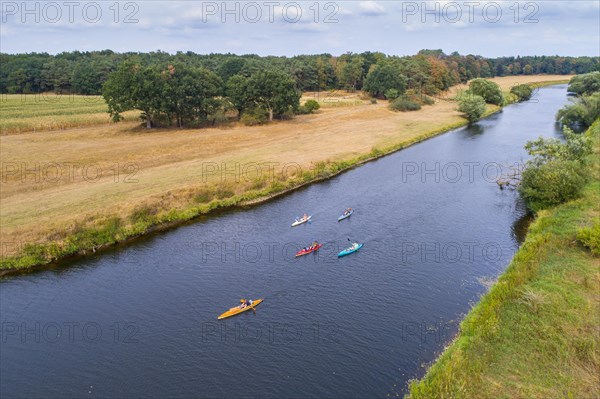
<box><xmin>461</xmin><ymin>122</ymin><xmax>485</xmax><ymax>138</ymax></box>
<box><xmin>511</xmin><ymin>201</ymin><xmax>534</xmax><ymax>245</ymax></box>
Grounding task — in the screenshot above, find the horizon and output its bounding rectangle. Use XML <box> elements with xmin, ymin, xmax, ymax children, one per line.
<box><xmin>1</xmin><ymin>1</ymin><xmax>599</xmax><ymax>57</ymax></box>
<box><xmin>2</xmin><ymin>48</ymin><xmax>598</xmax><ymax>59</ymax></box>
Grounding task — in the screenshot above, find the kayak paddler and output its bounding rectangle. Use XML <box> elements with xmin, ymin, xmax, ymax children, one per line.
<box><xmin>239</xmin><ymin>299</ymin><xmax>252</xmax><ymax>309</ymax></box>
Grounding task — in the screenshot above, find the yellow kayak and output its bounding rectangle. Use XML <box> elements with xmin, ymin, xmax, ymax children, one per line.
<box><xmin>217</xmin><ymin>299</ymin><xmax>263</xmax><ymax>320</ymax></box>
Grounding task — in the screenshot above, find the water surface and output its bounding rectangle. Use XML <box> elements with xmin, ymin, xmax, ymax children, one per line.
<box><xmin>0</xmin><ymin>85</ymin><xmax>568</xmax><ymax>398</ymax></box>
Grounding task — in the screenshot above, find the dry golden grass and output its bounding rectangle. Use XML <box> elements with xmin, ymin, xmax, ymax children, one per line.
<box><xmin>0</xmin><ymin>93</ymin><xmax>140</xmax><ymax>135</ymax></box>
<box><xmin>0</xmin><ymin>75</ymin><xmax>571</xmax><ymax>251</ymax></box>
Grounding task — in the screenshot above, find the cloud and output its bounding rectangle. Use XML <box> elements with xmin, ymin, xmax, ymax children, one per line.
<box><xmin>358</xmin><ymin>1</ymin><xmax>386</xmax><ymax>16</ymax></box>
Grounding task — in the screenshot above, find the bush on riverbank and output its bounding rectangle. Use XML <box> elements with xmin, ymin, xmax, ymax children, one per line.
<box><xmin>510</xmin><ymin>84</ymin><xmax>534</xmax><ymax>102</ymax></box>
<box><xmin>577</xmin><ymin>219</ymin><xmax>600</xmax><ymax>255</ymax></box>
<box><xmin>519</xmin><ymin>126</ymin><xmax>594</xmax><ymax>212</ymax></box>
<box><xmin>556</xmin><ymin>72</ymin><xmax>600</xmax><ymax>129</ymax></box>
<box><xmin>557</xmin><ymin>92</ymin><xmax>600</xmax><ymax>129</ymax></box>
<box><xmin>457</xmin><ymin>94</ymin><xmax>486</xmax><ymax>122</ymax></box>
<box><xmin>467</xmin><ymin>78</ymin><xmax>504</xmax><ymax>105</ymax></box>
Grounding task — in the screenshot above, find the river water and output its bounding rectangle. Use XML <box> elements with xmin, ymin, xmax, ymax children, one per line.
<box><xmin>0</xmin><ymin>85</ymin><xmax>568</xmax><ymax>398</ymax></box>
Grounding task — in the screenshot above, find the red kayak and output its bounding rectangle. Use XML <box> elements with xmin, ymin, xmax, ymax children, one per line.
<box><xmin>295</xmin><ymin>244</ymin><xmax>323</xmax><ymax>257</ymax></box>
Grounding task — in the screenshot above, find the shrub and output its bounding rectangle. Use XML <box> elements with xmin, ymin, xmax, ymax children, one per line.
<box><xmin>194</xmin><ymin>190</ymin><xmax>213</xmax><ymax>203</ymax></box>
<box><xmin>468</xmin><ymin>78</ymin><xmax>504</xmax><ymax>105</ymax></box>
<box><xmin>421</xmin><ymin>95</ymin><xmax>435</xmax><ymax>105</ymax></box>
<box><xmin>556</xmin><ymin>92</ymin><xmax>600</xmax><ymax>129</ymax></box>
<box><xmin>240</xmin><ymin>107</ymin><xmax>268</xmax><ymax>126</ymax></box>
<box><xmin>390</xmin><ymin>97</ymin><xmax>421</xmax><ymax>112</ymax></box>
<box><xmin>208</xmin><ymin>109</ymin><xmax>230</xmax><ymax>125</ymax></box>
<box><xmin>568</xmin><ymin>71</ymin><xmax>600</xmax><ymax>96</ymax></box>
<box><xmin>304</xmin><ymin>99</ymin><xmax>320</xmax><ymax>112</ymax></box>
<box><xmin>129</xmin><ymin>206</ymin><xmax>156</xmax><ymax>224</ymax></box>
<box><xmin>510</xmin><ymin>84</ymin><xmax>534</xmax><ymax>102</ymax></box>
<box><xmin>524</xmin><ymin>127</ymin><xmax>593</xmax><ymax>165</ymax></box>
<box><xmin>384</xmin><ymin>89</ymin><xmax>400</xmax><ymax>100</ymax></box>
<box><xmin>214</xmin><ymin>188</ymin><xmax>234</xmax><ymax>199</ymax></box>
<box><xmin>370</xmin><ymin>99</ymin><xmax>377</xmax><ymax>104</ymax></box>
<box><xmin>577</xmin><ymin>220</ymin><xmax>600</xmax><ymax>255</ymax></box>
<box><xmin>519</xmin><ymin>159</ymin><xmax>589</xmax><ymax>212</ymax></box>
<box><xmin>457</xmin><ymin>94</ymin><xmax>486</xmax><ymax>122</ymax></box>
<box><xmin>298</xmin><ymin>99</ymin><xmax>321</xmax><ymax>114</ymax></box>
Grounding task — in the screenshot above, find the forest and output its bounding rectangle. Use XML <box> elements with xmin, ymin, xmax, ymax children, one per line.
<box><xmin>2</xmin><ymin>50</ymin><xmax>598</xmax><ymax>95</ymax></box>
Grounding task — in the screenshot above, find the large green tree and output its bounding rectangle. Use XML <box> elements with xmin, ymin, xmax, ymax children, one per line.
<box><xmin>457</xmin><ymin>94</ymin><xmax>486</xmax><ymax>122</ymax></box>
<box><xmin>226</xmin><ymin>74</ymin><xmax>250</xmax><ymax>118</ymax></box>
<box><xmin>337</xmin><ymin>54</ymin><xmax>365</xmax><ymax>91</ymax></box>
<box><xmin>363</xmin><ymin>63</ymin><xmax>407</xmax><ymax>99</ymax></box>
<box><xmin>102</xmin><ymin>62</ymin><xmax>165</xmax><ymax>128</ymax></box>
<box><xmin>467</xmin><ymin>78</ymin><xmax>504</xmax><ymax>105</ymax></box>
<box><xmin>246</xmin><ymin>70</ymin><xmax>300</xmax><ymax>121</ymax></box>
<box><xmin>160</xmin><ymin>64</ymin><xmax>223</xmax><ymax>127</ymax></box>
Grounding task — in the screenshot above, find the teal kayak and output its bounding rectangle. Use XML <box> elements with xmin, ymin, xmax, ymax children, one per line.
<box><xmin>338</xmin><ymin>243</ymin><xmax>363</xmax><ymax>257</ymax></box>
<box><xmin>337</xmin><ymin>210</ymin><xmax>353</xmax><ymax>221</ymax></box>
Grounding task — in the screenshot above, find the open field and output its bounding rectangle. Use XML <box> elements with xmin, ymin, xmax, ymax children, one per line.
<box><xmin>0</xmin><ymin>93</ymin><xmax>140</xmax><ymax>135</ymax></box>
<box><xmin>0</xmin><ymin>75</ymin><xmax>571</xmax><ymax>268</ymax></box>
<box><xmin>406</xmin><ymin>120</ymin><xmax>600</xmax><ymax>399</ymax></box>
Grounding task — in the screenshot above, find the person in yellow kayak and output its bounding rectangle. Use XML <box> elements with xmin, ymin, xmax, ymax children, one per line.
<box><xmin>239</xmin><ymin>299</ymin><xmax>253</xmax><ymax>309</ymax></box>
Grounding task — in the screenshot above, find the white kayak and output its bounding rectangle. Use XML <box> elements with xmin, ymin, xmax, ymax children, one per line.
<box><xmin>291</xmin><ymin>216</ymin><xmax>312</xmax><ymax>227</ymax></box>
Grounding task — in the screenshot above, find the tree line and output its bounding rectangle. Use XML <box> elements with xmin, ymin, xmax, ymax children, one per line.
<box><xmin>2</xmin><ymin>50</ymin><xmax>598</xmax><ymax>95</ymax></box>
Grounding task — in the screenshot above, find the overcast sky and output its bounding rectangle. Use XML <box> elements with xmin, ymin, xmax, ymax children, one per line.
<box><xmin>1</xmin><ymin>1</ymin><xmax>598</xmax><ymax>57</ymax></box>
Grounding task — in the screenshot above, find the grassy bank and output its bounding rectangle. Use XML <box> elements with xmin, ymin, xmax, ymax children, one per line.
<box><xmin>406</xmin><ymin>120</ymin><xmax>600</xmax><ymax>398</ymax></box>
<box><xmin>0</xmin><ymin>75</ymin><xmax>572</xmax><ymax>273</ymax></box>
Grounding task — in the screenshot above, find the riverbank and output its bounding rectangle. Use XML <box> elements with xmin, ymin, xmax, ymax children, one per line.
<box><xmin>0</xmin><ymin>76</ymin><xmax>570</xmax><ymax>274</ymax></box>
<box><xmin>406</xmin><ymin>120</ymin><xmax>600</xmax><ymax>398</ymax></box>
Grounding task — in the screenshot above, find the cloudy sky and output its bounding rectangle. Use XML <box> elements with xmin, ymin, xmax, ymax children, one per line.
<box><xmin>1</xmin><ymin>1</ymin><xmax>598</xmax><ymax>57</ymax></box>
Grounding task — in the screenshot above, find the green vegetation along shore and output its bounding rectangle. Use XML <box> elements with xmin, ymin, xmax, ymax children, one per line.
<box><xmin>406</xmin><ymin>119</ymin><xmax>600</xmax><ymax>398</ymax></box>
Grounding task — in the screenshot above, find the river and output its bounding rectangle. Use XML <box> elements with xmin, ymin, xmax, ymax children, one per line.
<box><xmin>0</xmin><ymin>85</ymin><xmax>568</xmax><ymax>398</ymax></box>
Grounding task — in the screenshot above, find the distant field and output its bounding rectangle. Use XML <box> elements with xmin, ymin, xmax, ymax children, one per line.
<box><xmin>0</xmin><ymin>94</ymin><xmax>139</xmax><ymax>134</ymax></box>
<box><xmin>0</xmin><ymin>75</ymin><xmax>571</xmax><ymax>262</ymax></box>
<box><xmin>301</xmin><ymin>90</ymin><xmax>370</xmax><ymax>108</ymax></box>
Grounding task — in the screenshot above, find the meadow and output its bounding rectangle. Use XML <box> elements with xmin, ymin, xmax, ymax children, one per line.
<box><xmin>0</xmin><ymin>93</ymin><xmax>139</xmax><ymax>134</ymax></box>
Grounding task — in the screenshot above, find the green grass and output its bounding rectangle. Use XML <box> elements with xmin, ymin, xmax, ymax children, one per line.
<box><xmin>0</xmin><ymin>94</ymin><xmax>139</xmax><ymax>134</ymax></box>
<box><xmin>405</xmin><ymin>119</ymin><xmax>600</xmax><ymax>398</ymax></box>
